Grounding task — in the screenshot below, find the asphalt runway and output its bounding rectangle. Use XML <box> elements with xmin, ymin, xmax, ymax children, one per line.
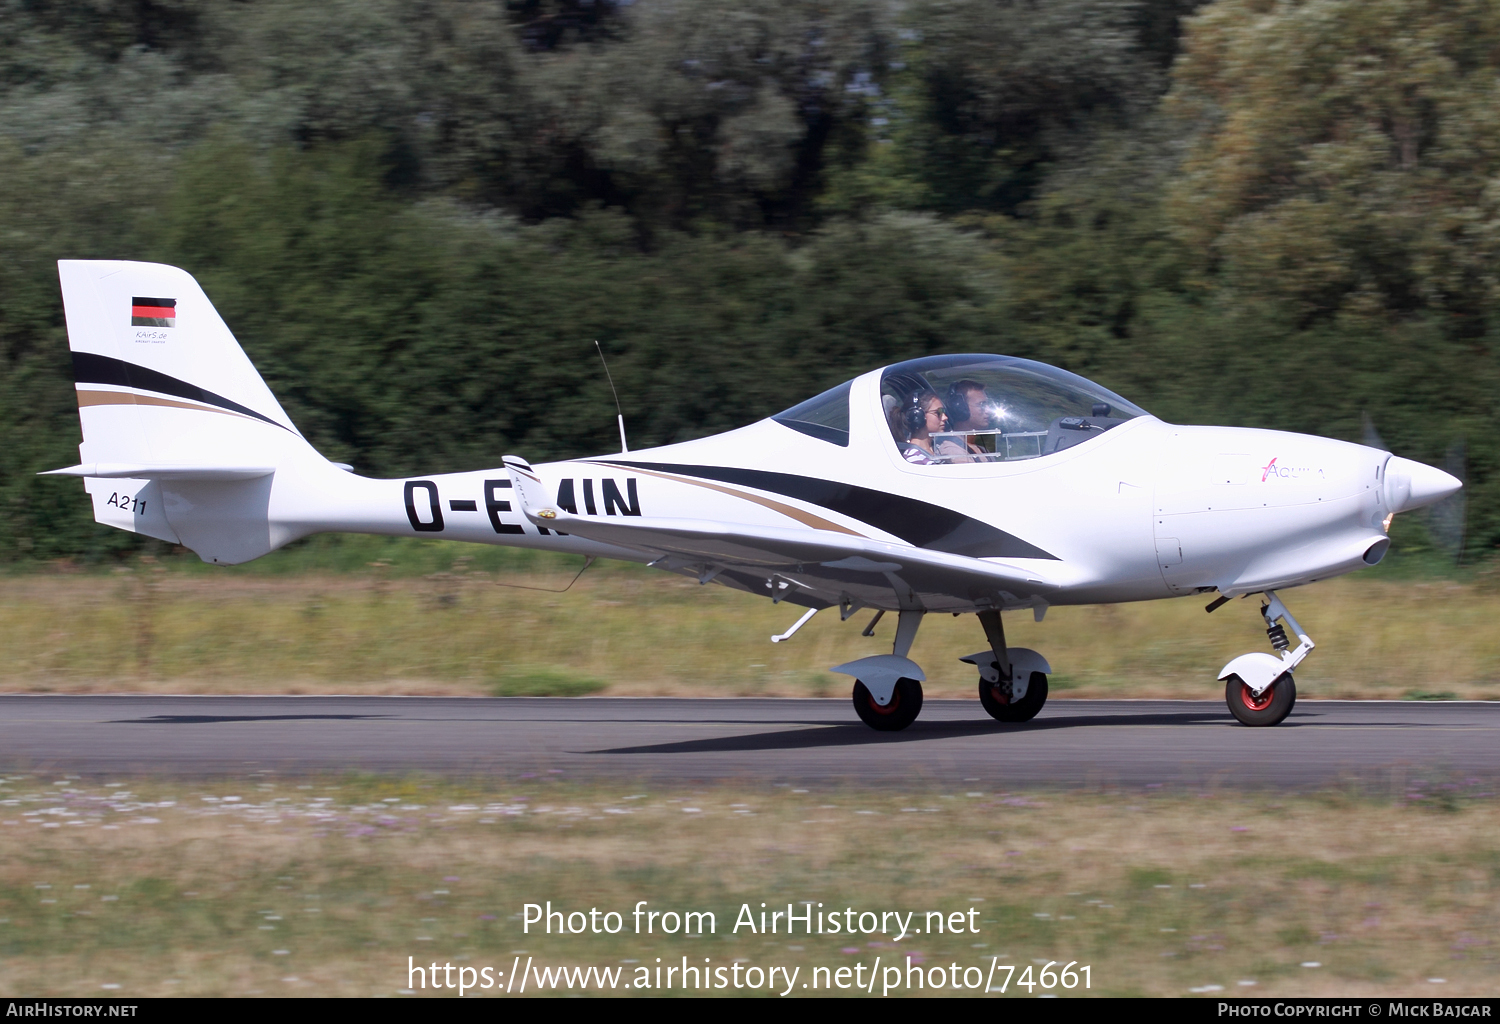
<box><xmin>1</xmin><ymin>695</ymin><xmax>1496</xmax><ymax>788</ymax></box>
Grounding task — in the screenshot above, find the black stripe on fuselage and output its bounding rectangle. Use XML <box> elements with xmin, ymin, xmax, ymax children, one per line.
<box><xmin>71</xmin><ymin>352</ymin><xmax>287</xmax><ymax>430</ymax></box>
<box><xmin>593</xmin><ymin>461</ymin><xmax>1059</xmax><ymax>560</ymax></box>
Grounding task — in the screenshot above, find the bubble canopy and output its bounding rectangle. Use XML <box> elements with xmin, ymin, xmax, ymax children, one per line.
<box><xmin>773</xmin><ymin>354</ymin><xmax>1148</xmax><ymax>461</ymax></box>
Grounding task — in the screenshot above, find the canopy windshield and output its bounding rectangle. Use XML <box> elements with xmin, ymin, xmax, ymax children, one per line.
<box><xmin>879</xmin><ymin>354</ymin><xmax>1147</xmax><ymax>465</ymax></box>
<box><xmin>772</xmin><ymin>380</ymin><xmax>852</xmax><ymax>446</ymax></box>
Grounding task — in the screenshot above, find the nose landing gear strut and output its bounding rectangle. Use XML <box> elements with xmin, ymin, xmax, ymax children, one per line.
<box><xmin>1215</xmin><ymin>590</ymin><xmax>1314</xmax><ymax>727</ymax></box>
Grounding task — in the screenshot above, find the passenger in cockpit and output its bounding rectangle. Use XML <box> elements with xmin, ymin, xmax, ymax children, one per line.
<box><xmin>936</xmin><ymin>379</ymin><xmax>994</xmax><ymax>463</ymax></box>
<box><xmin>897</xmin><ymin>390</ymin><xmax>947</xmax><ymax>465</ymax></box>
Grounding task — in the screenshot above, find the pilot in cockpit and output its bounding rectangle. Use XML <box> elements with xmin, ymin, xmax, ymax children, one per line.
<box><xmin>935</xmin><ymin>379</ymin><xmax>995</xmax><ymax>463</ymax></box>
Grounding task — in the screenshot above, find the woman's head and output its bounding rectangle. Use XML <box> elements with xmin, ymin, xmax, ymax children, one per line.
<box><xmin>905</xmin><ymin>390</ymin><xmax>947</xmax><ymax>440</ymax></box>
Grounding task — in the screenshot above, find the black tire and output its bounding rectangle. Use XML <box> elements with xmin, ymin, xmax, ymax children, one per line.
<box><xmin>979</xmin><ymin>672</ymin><xmax>1049</xmax><ymax>723</ymax></box>
<box><xmin>1224</xmin><ymin>673</ymin><xmax>1295</xmax><ymax>726</ymax></box>
<box><xmin>853</xmin><ymin>678</ymin><xmax>923</xmax><ymax>731</ymax></box>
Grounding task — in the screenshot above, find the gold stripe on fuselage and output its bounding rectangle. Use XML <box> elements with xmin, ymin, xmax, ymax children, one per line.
<box><xmin>584</xmin><ymin>462</ymin><xmax>865</xmax><ymax>537</ymax></box>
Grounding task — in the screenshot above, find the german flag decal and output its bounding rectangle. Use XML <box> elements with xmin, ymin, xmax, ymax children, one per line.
<box><xmin>131</xmin><ymin>297</ymin><xmax>176</xmax><ymax>328</ymax></box>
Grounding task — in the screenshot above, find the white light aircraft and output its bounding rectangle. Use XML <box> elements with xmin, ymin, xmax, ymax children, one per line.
<box><xmin>48</xmin><ymin>260</ymin><xmax>1462</xmax><ymax>730</ymax></box>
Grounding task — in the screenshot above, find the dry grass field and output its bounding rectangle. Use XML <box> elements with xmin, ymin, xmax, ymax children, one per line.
<box><xmin>0</xmin><ymin>548</ymin><xmax>1496</xmax><ymax>700</ymax></box>
<box><xmin>0</xmin><ymin>774</ymin><xmax>1495</xmax><ymax>998</ymax></box>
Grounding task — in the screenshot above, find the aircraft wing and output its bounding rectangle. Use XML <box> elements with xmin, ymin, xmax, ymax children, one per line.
<box><xmin>503</xmin><ymin>457</ymin><xmax>1055</xmax><ymax>612</ymax></box>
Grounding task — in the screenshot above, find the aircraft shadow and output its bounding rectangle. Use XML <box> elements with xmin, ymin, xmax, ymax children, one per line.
<box><xmin>591</xmin><ymin>709</ymin><xmax>1237</xmax><ymax>755</ymax></box>
<box><xmin>109</xmin><ymin>714</ymin><xmax>391</xmax><ymax>725</ymax></box>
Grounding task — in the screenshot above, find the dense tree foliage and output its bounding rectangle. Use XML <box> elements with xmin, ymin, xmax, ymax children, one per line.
<box><xmin>2</xmin><ymin>0</ymin><xmax>1495</xmax><ymax>562</ymax></box>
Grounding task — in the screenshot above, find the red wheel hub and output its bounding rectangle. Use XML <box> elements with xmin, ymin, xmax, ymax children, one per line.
<box><xmin>866</xmin><ymin>688</ymin><xmax>902</xmax><ymax>715</ymax></box>
<box><xmin>1239</xmin><ymin>682</ymin><xmax>1274</xmax><ymax>712</ymax></box>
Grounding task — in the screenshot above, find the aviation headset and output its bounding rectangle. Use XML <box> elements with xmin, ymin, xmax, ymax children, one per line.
<box><xmin>944</xmin><ymin>384</ymin><xmax>972</xmax><ymax>428</ymax></box>
<box><xmin>905</xmin><ymin>390</ymin><xmax>938</xmax><ymax>435</ymax></box>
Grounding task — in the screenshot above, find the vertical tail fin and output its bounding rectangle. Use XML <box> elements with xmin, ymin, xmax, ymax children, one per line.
<box><xmin>59</xmin><ymin>259</ymin><xmax>300</xmax><ymax>462</ymax></box>
<box><xmin>53</xmin><ymin>260</ymin><xmax>323</xmax><ymax>561</ymax></box>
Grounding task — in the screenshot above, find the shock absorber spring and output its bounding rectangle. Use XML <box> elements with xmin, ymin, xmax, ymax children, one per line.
<box><xmin>1266</xmin><ymin>622</ymin><xmax>1290</xmax><ymax>651</ymax></box>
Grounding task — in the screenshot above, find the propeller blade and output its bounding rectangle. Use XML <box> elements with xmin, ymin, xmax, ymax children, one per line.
<box><xmin>1360</xmin><ymin>412</ymin><xmax>1387</xmax><ymax>451</ymax></box>
<box><xmin>1426</xmin><ymin>438</ymin><xmax>1467</xmax><ymax>564</ymax></box>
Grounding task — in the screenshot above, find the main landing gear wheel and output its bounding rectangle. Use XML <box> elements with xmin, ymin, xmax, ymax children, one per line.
<box><xmin>1225</xmin><ymin>673</ymin><xmax>1296</xmax><ymax>727</ymax></box>
<box><xmin>852</xmin><ymin>678</ymin><xmax>923</xmax><ymax>732</ymax></box>
<box><xmin>979</xmin><ymin>672</ymin><xmax>1049</xmax><ymax>723</ymax></box>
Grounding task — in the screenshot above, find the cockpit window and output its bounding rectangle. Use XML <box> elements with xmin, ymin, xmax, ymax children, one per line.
<box><xmin>773</xmin><ymin>380</ymin><xmax>852</xmax><ymax>447</ymax></box>
<box><xmin>880</xmin><ymin>354</ymin><xmax>1147</xmax><ymax>464</ymax></box>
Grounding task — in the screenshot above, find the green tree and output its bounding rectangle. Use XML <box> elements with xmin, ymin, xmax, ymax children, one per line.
<box><xmin>879</xmin><ymin>0</ymin><xmax>1163</xmax><ymax>217</ymax></box>
<box><xmin>1165</xmin><ymin>0</ymin><xmax>1500</xmax><ymax>329</ymax></box>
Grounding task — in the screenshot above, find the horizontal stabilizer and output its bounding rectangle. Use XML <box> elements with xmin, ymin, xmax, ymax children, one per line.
<box><xmin>41</xmin><ymin>463</ymin><xmax>275</xmax><ymax>481</ymax></box>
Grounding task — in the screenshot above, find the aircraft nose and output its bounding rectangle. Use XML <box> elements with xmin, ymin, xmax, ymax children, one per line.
<box><xmin>1384</xmin><ymin>456</ymin><xmax>1462</xmax><ymax>513</ymax></box>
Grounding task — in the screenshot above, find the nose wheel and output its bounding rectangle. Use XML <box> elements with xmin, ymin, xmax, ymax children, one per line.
<box><xmin>1214</xmin><ymin>590</ymin><xmax>1313</xmax><ymax>727</ymax></box>
<box><xmin>1225</xmin><ymin>673</ymin><xmax>1296</xmax><ymax>726</ymax></box>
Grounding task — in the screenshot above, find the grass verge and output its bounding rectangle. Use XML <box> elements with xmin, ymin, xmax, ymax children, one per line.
<box><xmin>0</xmin><ymin>773</ymin><xmax>1496</xmax><ymax>997</ymax></box>
<box><xmin>2</xmin><ymin>560</ymin><xmax>1499</xmax><ymax>699</ymax></box>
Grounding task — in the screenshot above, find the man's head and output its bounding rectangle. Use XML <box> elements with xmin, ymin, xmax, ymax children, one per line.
<box><xmin>944</xmin><ymin>380</ymin><xmax>993</xmax><ymax>432</ymax></box>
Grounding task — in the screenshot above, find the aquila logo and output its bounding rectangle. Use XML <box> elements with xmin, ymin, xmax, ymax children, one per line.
<box><xmin>1261</xmin><ymin>457</ymin><xmax>1324</xmax><ymax>481</ymax></box>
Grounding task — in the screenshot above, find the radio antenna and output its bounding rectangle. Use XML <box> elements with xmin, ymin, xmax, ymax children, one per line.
<box><xmin>595</xmin><ymin>340</ymin><xmax>628</xmax><ymax>454</ymax></box>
